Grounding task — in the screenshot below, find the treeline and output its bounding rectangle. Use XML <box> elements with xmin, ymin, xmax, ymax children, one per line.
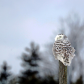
<box><xmin>0</xmin><ymin>42</ymin><xmax>83</xmax><ymax>84</ymax></box>
<box><xmin>0</xmin><ymin>42</ymin><xmax>58</xmax><ymax>84</ymax></box>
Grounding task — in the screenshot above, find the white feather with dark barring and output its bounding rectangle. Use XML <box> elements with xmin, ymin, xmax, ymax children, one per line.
<box><xmin>52</xmin><ymin>34</ymin><xmax>75</xmax><ymax>66</ymax></box>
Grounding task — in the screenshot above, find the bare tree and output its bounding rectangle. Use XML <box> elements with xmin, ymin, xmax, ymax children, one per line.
<box><xmin>60</xmin><ymin>13</ymin><xmax>84</xmax><ymax>83</ymax></box>
<box><xmin>45</xmin><ymin>13</ymin><xmax>84</xmax><ymax>83</ymax></box>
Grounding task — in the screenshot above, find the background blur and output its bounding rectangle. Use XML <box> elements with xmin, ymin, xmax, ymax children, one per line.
<box><xmin>0</xmin><ymin>0</ymin><xmax>84</xmax><ymax>84</ymax></box>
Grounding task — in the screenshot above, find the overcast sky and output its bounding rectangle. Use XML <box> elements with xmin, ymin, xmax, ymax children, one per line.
<box><xmin>0</xmin><ymin>0</ymin><xmax>84</xmax><ymax>74</ymax></box>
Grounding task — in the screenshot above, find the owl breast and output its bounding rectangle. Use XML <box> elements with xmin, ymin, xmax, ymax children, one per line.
<box><xmin>52</xmin><ymin>40</ymin><xmax>74</xmax><ymax>64</ymax></box>
<box><xmin>53</xmin><ymin>40</ymin><xmax>72</xmax><ymax>53</ymax></box>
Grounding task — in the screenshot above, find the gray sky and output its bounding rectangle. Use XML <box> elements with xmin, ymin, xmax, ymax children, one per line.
<box><xmin>0</xmin><ymin>0</ymin><xmax>84</xmax><ymax>74</ymax></box>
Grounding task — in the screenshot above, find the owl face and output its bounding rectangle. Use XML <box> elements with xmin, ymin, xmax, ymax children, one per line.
<box><xmin>55</xmin><ymin>35</ymin><xmax>64</xmax><ymax>41</ymax></box>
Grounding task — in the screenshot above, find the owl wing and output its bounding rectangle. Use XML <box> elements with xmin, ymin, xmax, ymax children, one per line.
<box><xmin>52</xmin><ymin>44</ymin><xmax>58</xmax><ymax>59</ymax></box>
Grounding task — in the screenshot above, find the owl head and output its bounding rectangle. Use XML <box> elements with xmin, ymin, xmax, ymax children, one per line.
<box><xmin>55</xmin><ymin>34</ymin><xmax>67</xmax><ymax>41</ymax></box>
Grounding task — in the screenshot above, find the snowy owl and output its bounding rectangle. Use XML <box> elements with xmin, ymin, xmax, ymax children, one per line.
<box><xmin>52</xmin><ymin>34</ymin><xmax>75</xmax><ymax>66</ymax></box>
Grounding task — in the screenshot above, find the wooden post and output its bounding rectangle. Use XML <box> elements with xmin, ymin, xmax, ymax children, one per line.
<box><xmin>59</xmin><ymin>61</ymin><xmax>67</xmax><ymax>84</ymax></box>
